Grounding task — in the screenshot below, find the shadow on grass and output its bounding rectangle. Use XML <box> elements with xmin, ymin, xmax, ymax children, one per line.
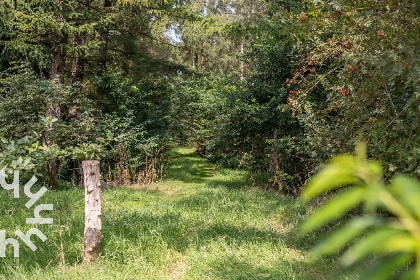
<box><xmin>205</xmin><ymin>178</ymin><xmax>246</xmax><ymax>190</ymax></box>
<box><xmin>166</xmin><ymin>158</ymin><xmax>215</xmax><ymax>183</ymax></box>
<box><xmin>198</xmin><ymin>255</ymin><xmax>309</xmax><ymax>280</ymax></box>
<box><xmin>171</xmin><ymin>168</ymin><xmax>314</xmax><ymax>251</ymax></box>
<box><xmin>102</xmin><ymin>209</ymin><xmax>285</xmax><ymax>255</ymax></box>
<box><xmin>0</xmin><ymin>147</ymin><xmax>330</xmax><ymax>278</ymax></box>
<box><xmin>169</xmin><ymin>149</ymin><xmax>197</xmax><ymax>159</ymax></box>
<box><xmin>100</xmin><ymin>206</ymin><xmax>328</xmax><ymax>279</ymax></box>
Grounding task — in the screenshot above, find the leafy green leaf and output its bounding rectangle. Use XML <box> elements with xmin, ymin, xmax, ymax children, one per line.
<box><xmin>365</xmin><ymin>161</ymin><xmax>383</xmax><ymax>177</ymax></box>
<box><xmin>303</xmin><ymin>155</ymin><xmax>359</xmax><ymax>200</ymax></box>
<box><xmin>107</xmin><ymin>132</ymin><xmax>115</xmax><ymax>140</ymax></box>
<box><xmin>308</xmin><ymin>216</ymin><xmax>379</xmax><ymax>261</ymax></box>
<box><xmin>301</xmin><ymin>187</ymin><xmax>366</xmax><ymax>234</ymax></box>
<box><xmin>392</xmin><ymin>269</ymin><xmax>416</xmax><ymax>280</ymax></box>
<box><xmin>359</xmin><ymin>252</ymin><xmax>413</xmax><ymax>280</ymax></box>
<box><xmin>390</xmin><ymin>175</ymin><xmax>420</xmax><ymax>220</ymax></box>
<box><xmin>342</xmin><ymin>228</ymin><xmax>410</xmax><ymax>267</ymax></box>
<box><xmin>355</xmin><ymin>142</ymin><xmax>367</xmax><ymax>160</ymax></box>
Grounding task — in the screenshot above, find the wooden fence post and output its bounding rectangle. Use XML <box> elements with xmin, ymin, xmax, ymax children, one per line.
<box><xmin>82</xmin><ymin>160</ymin><xmax>103</xmax><ymax>261</ymax></box>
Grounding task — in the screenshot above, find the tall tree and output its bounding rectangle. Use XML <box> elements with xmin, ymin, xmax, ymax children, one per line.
<box><xmin>98</xmin><ymin>0</ymin><xmax>113</xmax><ymax>70</ymax></box>
<box><xmin>71</xmin><ymin>0</ymin><xmax>90</xmax><ymax>87</ymax></box>
<box><xmin>0</xmin><ymin>0</ymin><xmax>96</xmax><ymax>188</ymax></box>
<box><xmin>49</xmin><ymin>0</ymin><xmax>67</xmax><ymax>84</ymax></box>
<box><xmin>172</xmin><ymin>0</ymin><xmax>265</xmax><ymax>77</ymax></box>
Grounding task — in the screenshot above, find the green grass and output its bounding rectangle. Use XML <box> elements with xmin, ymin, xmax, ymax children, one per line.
<box><xmin>0</xmin><ymin>147</ymin><xmax>358</xmax><ymax>279</ymax></box>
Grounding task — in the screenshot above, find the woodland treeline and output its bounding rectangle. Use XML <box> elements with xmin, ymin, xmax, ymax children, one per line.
<box><xmin>0</xmin><ymin>0</ymin><xmax>418</xmax><ymax>193</ymax></box>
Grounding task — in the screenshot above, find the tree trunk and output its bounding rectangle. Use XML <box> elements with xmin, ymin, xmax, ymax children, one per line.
<box><xmin>71</xmin><ymin>0</ymin><xmax>89</xmax><ymax>87</ymax></box>
<box><xmin>240</xmin><ymin>42</ymin><xmax>244</xmax><ymax>81</ymax></box>
<box><xmin>49</xmin><ymin>42</ymin><xmax>66</xmax><ymax>84</ymax></box>
<box><xmin>70</xmin><ymin>0</ymin><xmax>89</xmax><ymax>119</ymax></box>
<box><xmin>49</xmin><ymin>1</ymin><xmax>66</xmax><ymax>83</ymax></box>
<box><xmin>269</xmin><ymin>130</ymin><xmax>279</xmax><ymax>173</ymax></box>
<box><xmin>82</xmin><ymin>160</ymin><xmax>103</xmax><ymax>262</ymax></box>
<box><xmin>99</xmin><ymin>0</ymin><xmax>112</xmax><ymax>70</ymax></box>
<box><xmin>239</xmin><ymin>5</ymin><xmax>245</xmax><ymax>81</ymax></box>
<box><xmin>46</xmin><ymin>0</ymin><xmax>67</xmax><ymax>189</ymax></box>
<box><xmin>46</xmin><ymin>158</ymin><xmax>60</xmax><ymax>190</ymax></box>
<box><xmin>193</xmin><ymin>51</ymin><xmax>198</xmax><ymax>70</ymax></box>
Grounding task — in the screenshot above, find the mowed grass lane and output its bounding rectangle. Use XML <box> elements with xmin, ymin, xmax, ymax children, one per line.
<box><xmin>0</xmin><ymin>147</ymin><xmax>356</xmax><ymax>279</ymax></box>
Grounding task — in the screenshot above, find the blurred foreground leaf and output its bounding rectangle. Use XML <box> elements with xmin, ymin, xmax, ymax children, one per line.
<box><xmin>301</xmin><ymin>144</ymin><xmax>420</xmax><ymax>279</ymax></box>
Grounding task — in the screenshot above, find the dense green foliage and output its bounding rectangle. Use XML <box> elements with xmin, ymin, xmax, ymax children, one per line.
<box><xmin>177</xmin><ymin>0</ymin><xmax>419</xmax><ymax>193</ymax></box>
<box><xmin>0</xmin><ymin>0</ymin><xmax>192</xmax><ymax>187</ymax></box>
<box><xmin>91</xmin><ymin>68</ymin><xmax>174</xmax><ymax>183</ymax></box>
<box><xmin>287</xmin><ymin>0</ymin><xmax>420</xmax><ymax>178</ymax></box>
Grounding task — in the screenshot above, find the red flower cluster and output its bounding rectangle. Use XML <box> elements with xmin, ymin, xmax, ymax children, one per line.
<box><xmin>339</xmin><ymin>87</ymin><xmax>352</xmax><ymax>96</ymax></box>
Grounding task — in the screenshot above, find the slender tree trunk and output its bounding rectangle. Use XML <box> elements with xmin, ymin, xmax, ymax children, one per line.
<box><xmin>99</xmin><ymin>0</ymin><xmax>112</xmax><ymax>70</ymax></box>
<box><xmin>269</xmin><ymin>129</ymin><xmax>279</xmax><ymax>173</ymax></box>
<box><xmin>193</xmin><ymin>52</ymin><xmax>198</xmax><ymax>70</ymax></box>
<box><xmin>71</xmin><ymin>0</ymin><xmax>89</xmax><ymax>87</ymax></box>
<box><xmin>49</xmin><ymin>37</ymin><xmax>66</xmax><ymax>83</ymax></box>
<box><xmin>49</xmin><ymin>1</ymin><xmax>66</xmax><ymax>83</ymax></box>
<box><xmin>46</xmin><ymin>158</ymin><xmax>60</xmax><ymax>190</ymax></box>
<box><xmin>70</xmin><ymin>0</ymin><xmax>89</xmax><ymax>119</ymax></box>
<box><xmin>240</xmin><ymin>42</ymin><xmax>244</xmax><ymax>81</ymax></box>
<box><xmin>46</xmin><ymin>0</ymin><xmax>67</xmax><ymax>189</ymax></box>
<box><xmin>239</xmin><ymin>6</ymin><xmax>245</xmax><ymax>81</ymax></box>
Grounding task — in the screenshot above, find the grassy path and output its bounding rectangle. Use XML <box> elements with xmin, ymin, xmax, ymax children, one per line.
<box><xmin>0</xmin><ymin>147</ymin><xmax>355</xmax><ymax>279</ymax></box>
